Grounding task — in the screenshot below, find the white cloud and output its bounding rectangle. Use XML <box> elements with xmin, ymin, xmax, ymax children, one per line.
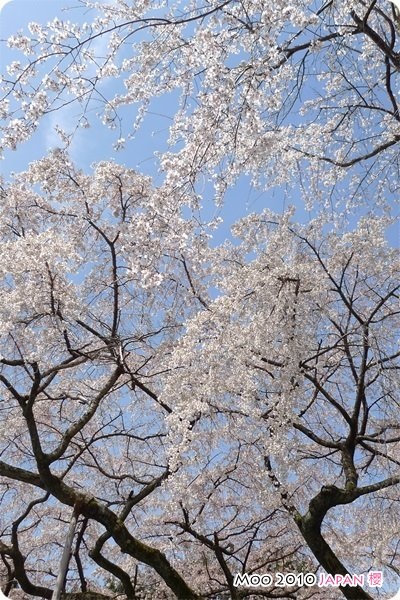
<box><xmin>0</xmin><ymin>0</ymin><xmax>12</xmax><ymax>11</ymax></box>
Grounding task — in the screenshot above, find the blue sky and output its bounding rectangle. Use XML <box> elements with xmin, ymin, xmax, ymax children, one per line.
<box><xmin>0</xmin><ymin>0</ymin><xmax>163</xmax><ymax>174</ymax></box>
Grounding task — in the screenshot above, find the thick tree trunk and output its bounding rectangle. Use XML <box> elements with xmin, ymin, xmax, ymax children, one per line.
<box><xmin>298</xmin><ymin>516</ymin><xmax>373</xmax><ymax>600</ymax></box>
<box><xmin>60</xmin><ymin>594</ymin><xmax>111</xmax><ymax>599</ymax></box>
<box><xmin>295</xmin><ymin>486</ymin><xmax>374</xmax><ymax>600</ymax></box>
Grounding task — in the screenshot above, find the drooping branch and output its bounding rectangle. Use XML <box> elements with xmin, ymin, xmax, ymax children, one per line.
<box><xmin>89</xmin><ymin>533</ymin><xmax>136</xmax><ymax>599</ymax></box>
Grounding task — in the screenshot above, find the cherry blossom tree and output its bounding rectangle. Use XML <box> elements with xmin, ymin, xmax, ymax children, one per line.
<box><xmin>0</xmin><ymin>152</ymin><xmax>211</xmax><ymax>599</ymax></box>
<box><xmin>0</xmin><ymin>152</ymin><xmax>398</xmax><ymax>599</ymax></box>
<box><xmin>163</xmin><ymin>209</ymin><xmax>400</xmax><ymax>599</ymax></box>
<box><xmin>0</xmin><ymin>1</ymin><xmax>399</xmax><ymax>599</ymax></box>
<box><xmin>0</xmin><ymin>152</ymin><xmax>314</xmax><ymax>599</ymax></box>
<box><xmin>1</xmin><ymin>0</ymin><xmax>400</xmax><ymax>207</ymax></box>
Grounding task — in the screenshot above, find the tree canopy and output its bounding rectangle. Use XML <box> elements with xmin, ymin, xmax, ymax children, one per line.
<box><xmin>0</xmin><ymin>1</ymin><xmax>399</xmax><ymax>599</ymax></box>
